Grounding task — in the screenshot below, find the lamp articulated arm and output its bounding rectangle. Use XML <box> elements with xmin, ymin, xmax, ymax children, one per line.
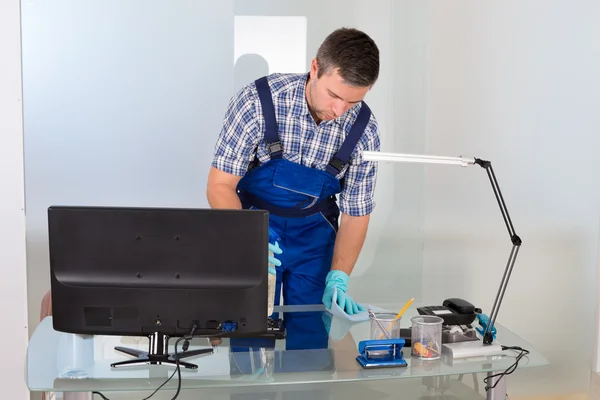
<box><xmin>473</xmin><ymin>158</ymin><xmax>522</xmax><ymax>345</ymax></box>
<box><xmin>361</xmin><ymin>151</ymin><xmax>522</xmax><ymax>345</ymax></box>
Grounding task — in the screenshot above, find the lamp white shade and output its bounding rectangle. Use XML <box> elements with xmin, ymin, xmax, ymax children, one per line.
<box><xmin>362</xmin><ymin>151</ymin><xmax>476</xmax><ymax>167</ymax></box>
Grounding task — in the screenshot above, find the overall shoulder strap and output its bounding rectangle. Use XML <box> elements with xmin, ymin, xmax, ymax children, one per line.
<box><xmin>326</xmin><ymin>102</ymin><xmax>372</xmax><ymax>176</ymax></box>
<box><xmin>254</xmin><ymin>76</ymin><xmax>283</xmax><ymax>159</ymax></box>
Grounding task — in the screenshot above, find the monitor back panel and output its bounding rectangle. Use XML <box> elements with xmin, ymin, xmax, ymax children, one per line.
<box><xmin>48</xmin><ymin>206</ymin><xmax>269</xmax><ymax>337</ymax></box>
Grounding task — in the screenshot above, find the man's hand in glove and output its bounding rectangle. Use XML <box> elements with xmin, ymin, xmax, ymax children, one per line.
<box><xmin>322</xmin><ymin>270</ymin><xmax>365</xmax><ymax>315</ymax></box>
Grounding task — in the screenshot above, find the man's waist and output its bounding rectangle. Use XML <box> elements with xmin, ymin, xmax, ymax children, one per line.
<box><xmin>238</xmin><ymin>191</ymin><xmax>338</xmax><ymax>218</ymax></box>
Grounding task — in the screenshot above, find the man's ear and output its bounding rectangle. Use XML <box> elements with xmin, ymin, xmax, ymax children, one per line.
<box><xmin>310</xmin><ymin>58</ymin><xmax>319</xmax><ymax>80</ymax></box>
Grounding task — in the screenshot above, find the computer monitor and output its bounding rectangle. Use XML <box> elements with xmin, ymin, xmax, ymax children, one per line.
<box><xmin>48</xmin><ymin>206</ymin><xmax>270</xmax><ymax>368</ymax></box>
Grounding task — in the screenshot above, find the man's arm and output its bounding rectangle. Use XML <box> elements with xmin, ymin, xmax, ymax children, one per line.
<box><xmin>331</xmin><ymin>115</ymin><xmax>380</xmax><ymax>275</ymax></box>
<box><xmin>330</xmin><ymin>213</ymin><xmax>370</xmax><ymax>275</ymax></box>
<box><xmin>206</xmin><ymin>167</ymin><xmax>243</xmax><ymax>209</ymax></box>
<box><xmin>207</xmin><ymin>82</ymin><xmax>260</xmax><ymax>209</ymax></box>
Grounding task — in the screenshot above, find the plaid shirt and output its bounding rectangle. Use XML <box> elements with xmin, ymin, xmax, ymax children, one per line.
<box><xmin>212</xmin><ymin>73</ymin><xmax>380</xmax><ymax>217</ymax></box>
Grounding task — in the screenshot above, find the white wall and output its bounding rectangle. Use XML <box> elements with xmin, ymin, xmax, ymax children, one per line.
<box><xmin>0</xmin><ymin>0</ymin><xmax>30</xmax><ymax>398</ymax></box>
<box><xmin>419</xmin><ymin>1</ymin><xmax>600</xmax><ymax>397</ymax></box>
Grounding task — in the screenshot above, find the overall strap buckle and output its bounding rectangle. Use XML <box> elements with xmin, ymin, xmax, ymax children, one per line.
<box><xmin>268</xmin><ymin>141</ymin><xmax>283</xmax><ymax>156</ymax></box>
<box><xmin>329</xmin><ymin>157</ymin><xmax>345</xmax><ymax>172</ymax></box>
<box><xmin>325</xmin><ymin>102</ymin><xmax>372</xmax><ymax>177</ymax></box>
<box><xmin>326</xmin><ymin>157</ymin><xmax>346</xmax><ymax>175</ymax></box>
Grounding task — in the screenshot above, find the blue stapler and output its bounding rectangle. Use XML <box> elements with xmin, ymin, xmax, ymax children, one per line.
<box><xmin>355</xmin><ymin>338</ymin><xmax>408</xmax><ymax>369</ymax></box>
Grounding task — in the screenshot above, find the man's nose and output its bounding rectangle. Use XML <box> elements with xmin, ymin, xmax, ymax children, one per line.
<box><xmin>332</xmin><ymin>101</ymin><xmax>347</xmax><ymax>117</ymax></box>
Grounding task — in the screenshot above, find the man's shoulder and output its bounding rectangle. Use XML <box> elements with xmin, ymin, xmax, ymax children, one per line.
<box><xmin>366</xmin><ymin>109</ymin><xmax>379</xmax><ymax>133</ymax></box>
<box><xmin>236</xmin><ymin>73</ymin><xmax>305</xmax><ymax>101</ymax></box>
<box><xmin>355</xmin><ymin>102</ymin><xmax>380</xmax><ymax>137</ymax></box>
<box><xmin>256</xmin><ymin>73</ymin><xmax>306</xmax><ymax>101</ymax></box>
<box><xmin>354</xmin><ymin>103</ymin><xmax>381</xmax><ymax>151</ymax></box>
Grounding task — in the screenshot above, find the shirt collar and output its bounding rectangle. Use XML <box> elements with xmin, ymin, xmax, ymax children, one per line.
<box><xmin>292</xmin><ymin>73</ymin><xmax>311</xmax><ymax>118</ymax></box>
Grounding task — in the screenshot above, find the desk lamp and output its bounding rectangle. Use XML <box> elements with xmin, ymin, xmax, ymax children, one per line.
<box><xmin>362</xmin><ymin>151</ymin><xmax>522</xmax><ymax>348</ymax></box>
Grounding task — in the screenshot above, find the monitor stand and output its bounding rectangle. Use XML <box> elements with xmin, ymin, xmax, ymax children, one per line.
<box><xmin>111</xmin><ymin>332</ymin><xmax>213</xmax><ymax>370</ymax></box>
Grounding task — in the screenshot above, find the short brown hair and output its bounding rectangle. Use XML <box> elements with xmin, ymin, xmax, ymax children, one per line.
<box><xmin>316</xmin><ymin>27</ymin><xmax>380</xmax><ymax>87</ymax></box>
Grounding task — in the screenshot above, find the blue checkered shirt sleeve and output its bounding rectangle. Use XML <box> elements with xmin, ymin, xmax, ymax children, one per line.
<box><xmin>338</xmin><ymin>116</ymin><xmax>380</xmax><ymax>217</ymax></box>
<box><xmin>211</xmin><ymin>85</ymin><xmax>259</xmax><ymax>176</ymax></box>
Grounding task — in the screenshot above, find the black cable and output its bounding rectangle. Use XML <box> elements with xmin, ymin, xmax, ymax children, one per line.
<box><xmin>483</xmin><ymin>345</ymin><xmax>530</xmax><ymax>391</ymax></box>
<box><xmin>92</xmin><ymin>337</ymin><xmax>184</xmax><ymax>400</ymax></box>
<box><xmin>142</xmin><ymin>336</ymin><xmax>185</xmax><ymax>400</ymax></box>
<box><xmin>93</xmin><ymin>323</ymin><xmax>212</xmax><ymax>400</ymax></box>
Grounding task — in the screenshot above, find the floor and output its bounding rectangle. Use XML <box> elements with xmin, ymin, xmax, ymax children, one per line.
<box><xmin>591</xmin><ymin>372</ymin><xmax>600</xmax><ymax>400</ymax></box>
<box><xmin>508</xmin><ymin>372</ymin><xmax>599</xmax><ymax>400</ymax></box>
<box><xmin>512</xmin><ymin>395</ymin><xmax>590</xmax><ymax>400</ymax></box>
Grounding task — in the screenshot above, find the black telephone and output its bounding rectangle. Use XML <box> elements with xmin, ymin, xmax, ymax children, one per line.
<box><xmin>417</xmin><ymin>298</ymin><xmax>481</xmax><ymax>326</ymax></box>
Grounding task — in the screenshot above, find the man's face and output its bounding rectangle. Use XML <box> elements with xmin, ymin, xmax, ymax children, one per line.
<box><xmin>307</xmin><ymin>59</ymin><xmax>370</xmax><ymax>123</ymax></box>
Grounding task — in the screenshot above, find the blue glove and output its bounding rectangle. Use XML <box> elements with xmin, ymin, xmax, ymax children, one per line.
<box><xmin>268</xmin><ymin>228</ymin><xmax>282</xmax><ymax>275</ymax></box>
<box><xmin>322</xmin><ymin>270</ymin><xmax>365</xmax><ymax>315</ymax></box>
<box><xmin>268</xmin><ymin>242</ymin><xmax>282</xmax><ymax>275</ymax></box>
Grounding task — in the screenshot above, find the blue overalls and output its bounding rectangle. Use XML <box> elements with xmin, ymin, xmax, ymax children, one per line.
<box><xmin>234</xmin><ymin>76</ymin><xmax>371</xmax><ymax>350</ymax></box>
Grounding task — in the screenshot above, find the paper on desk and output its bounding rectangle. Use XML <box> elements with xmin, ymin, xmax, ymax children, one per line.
<box><xmin>323</xmin><ymin>288</ymin><xmax>390</xmax><ymax>340</ymax></box>
<box><xmin>327</xmin><ymin>287</ymin><xmax>389</xmax><ymax>322</ymax></box>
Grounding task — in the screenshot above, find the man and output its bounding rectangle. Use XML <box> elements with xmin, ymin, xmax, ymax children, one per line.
<box><xmin>207</xmin><ymin>27</ymin><xmax>380</xmax><ymax>316</ymax></box>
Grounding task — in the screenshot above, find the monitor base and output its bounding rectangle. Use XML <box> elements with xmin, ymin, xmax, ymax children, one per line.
<box><xmin>110</xmin><ymin>333</ymin><xmax>213</xmax><ymax>369</ymax></box>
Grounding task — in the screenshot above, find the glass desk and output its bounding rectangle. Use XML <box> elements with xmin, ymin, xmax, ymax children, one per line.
<box><xmin>26</xmin><ymin>304</ymin><xmax>547</xmax><ymax>400</ymax></box>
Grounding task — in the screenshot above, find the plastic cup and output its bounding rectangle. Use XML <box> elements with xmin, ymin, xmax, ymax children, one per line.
<box><xmin>411</xmin><ymin>315</ymin><xmax>443</xmax><ymax>360</ymax></box>
<box><xmin>369</xmin><ymin>312</ymin><xmax>401</xmax><ymax>340</ymax></box>
<box><xmin>56</xmin><ymin>333</ymin><xmax>94</xmax><ymax>378</ymax></box>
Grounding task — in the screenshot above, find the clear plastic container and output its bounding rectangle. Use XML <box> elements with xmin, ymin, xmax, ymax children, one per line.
<box><xmin>411</xmin><ymin>315</ymin><xmax>443</xmax><ymax>360</ymax></box>
<box><xmin>56</xmin><ymin>333</ymin><xmax>94</xmax><ymax>379</ymax></box>
<box><xmin>369</xmin><ymin>312</ymin><xmax>401</xmax><ymax>340</ymax></box>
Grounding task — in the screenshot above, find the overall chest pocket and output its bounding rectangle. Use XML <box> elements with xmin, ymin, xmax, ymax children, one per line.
<box><xmin>272</xmin><ymin>161</ymin><xmax>327</xmax><ymax>208</ymax></box>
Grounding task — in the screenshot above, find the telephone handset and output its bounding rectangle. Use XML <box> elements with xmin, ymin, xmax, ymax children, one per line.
<box><xmin>417</xmin><ymin>298</ymin><xmax>482</xmax><ymax>326</ymax></box>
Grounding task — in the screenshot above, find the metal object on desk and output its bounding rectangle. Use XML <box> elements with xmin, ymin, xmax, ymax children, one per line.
<box><xmin>355</xmin><ymin>339</ymin><xmax>408</xmax><ymax>369</ymax></box>
<box><xmin>442</xmin><ymin>324</ymin><xmax>479</xmax><ymax>343</ymax></box>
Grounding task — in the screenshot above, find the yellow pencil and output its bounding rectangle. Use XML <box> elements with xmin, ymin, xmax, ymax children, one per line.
<box><xmin>378</xmin><ymin>297</ymin><xmax>414</xmax><ymax>340</ymax></box>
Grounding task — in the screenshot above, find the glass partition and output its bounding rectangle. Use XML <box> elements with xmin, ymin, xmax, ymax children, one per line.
<box><xmin>21</xmin><ymin>0</ymin><xmax>428</xmax><ymax>336</ymax></box>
